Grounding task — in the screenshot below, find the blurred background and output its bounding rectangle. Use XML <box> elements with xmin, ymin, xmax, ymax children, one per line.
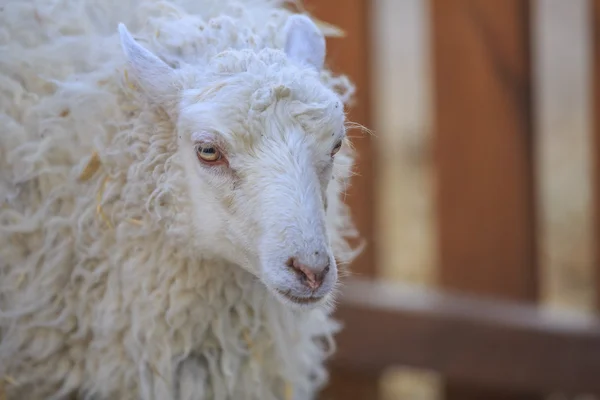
<box><xmin>302</xmin><ymin>0</ymin><xmax>600</xmax><ymax>399</ymax></box>
<box><xmin>376</xmin><ymin>1</ymin><xmax>592</xmax><ymax>399</ymax></box>
<box><xmin>372</xmin><ymin>0</ymin><xmax>593</xmax><ymax>314</ymax></box>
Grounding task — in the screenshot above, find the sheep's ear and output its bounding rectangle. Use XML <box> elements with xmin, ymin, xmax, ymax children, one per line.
<box><xmin>118</xmin><ymin>23</ymin><xmax>175</xmax><ymax>101</ymax></box>
<box><xmin>283</xmin><ymin>14</ymin><xmax>326</xmax><ymax>71</ymax></box>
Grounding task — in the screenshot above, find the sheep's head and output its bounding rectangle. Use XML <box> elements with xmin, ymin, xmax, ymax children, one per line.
<box><xmin>118</xmin><ymin>15</ymin><xmax>352</xmax><ymax>310</ymax></box>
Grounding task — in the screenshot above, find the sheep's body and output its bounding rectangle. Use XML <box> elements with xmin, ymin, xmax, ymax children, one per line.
<box><xmin>0</xmin><ymin>1</ymin><xmax>358</xmax><ymax>399</ymax></box>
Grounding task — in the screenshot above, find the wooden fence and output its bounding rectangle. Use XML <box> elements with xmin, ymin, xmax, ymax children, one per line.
<box><xmin>300</xmin><ymin>0</ymin><xmax>600</xmax><ymax>399</ymax></box>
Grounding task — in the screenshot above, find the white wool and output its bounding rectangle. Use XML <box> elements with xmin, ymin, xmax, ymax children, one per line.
<box><xmin>0</xmin><ymin>1</ymin><xmax>360</xmax><ymax>399</ymax></box>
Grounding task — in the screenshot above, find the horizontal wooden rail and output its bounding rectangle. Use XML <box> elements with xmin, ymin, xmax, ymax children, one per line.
<box><xmin>330</xmin><ymin>279</ymin><xmax>600</xmax><ymax>395</ymax></box>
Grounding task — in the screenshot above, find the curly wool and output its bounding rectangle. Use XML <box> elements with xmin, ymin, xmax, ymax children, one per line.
<box><xmin>0</xmin><ymin>0</ymin><xmax>359</xmax><ymax>399</ymax></box>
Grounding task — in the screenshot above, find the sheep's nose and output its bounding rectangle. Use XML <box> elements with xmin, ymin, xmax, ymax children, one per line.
<box><xmin>289</xmin><ymin>257</ymin><xmax>330</xmax><ymax>290</ymax></box>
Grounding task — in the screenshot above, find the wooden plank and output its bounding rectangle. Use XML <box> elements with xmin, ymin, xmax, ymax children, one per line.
<box><xmin>593</xmin><ymin>0</ymin><xmax>600</xmax><ymax>311</ymax></box>
<box><xmin>332</xmin><ymin>279</ymin><xmax>600</xmax><ymax>395</ymax></box>
<box><xmin>431</xmin><ymin>0</ymin><xmax>537</xmax><ymax>300</ymax></box>
<box><xmin>430</xmin><ymin>1</ymin><xmax>539</xmax><ymax>398</ymax></box>
<box><xmin>300</xmin><ymin>1</ymin><xmax>378</xmax><ymax>399</ymax></box>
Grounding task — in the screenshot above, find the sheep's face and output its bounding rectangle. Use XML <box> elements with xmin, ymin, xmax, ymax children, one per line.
<box><xmin>178</xmin><ymin>83</ymin><xmax>346</xmax><ymax>310</ymax></box>
<box><xmin>119</xmin><ymin>15</ymin><xmax>350</xmax><ymax>310</ymax></box>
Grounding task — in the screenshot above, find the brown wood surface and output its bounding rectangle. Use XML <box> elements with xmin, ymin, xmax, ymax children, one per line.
<box><xmin>431</xmin><ymin>0</ymin><xmax>539</xmax><ymax>398</ymax></box>
<box><xmin>332</xmin><ymin>279</ymin><xmax>600</xmax><ymax>396</ymax></box>
<box><xmin>318</xmin><ymin>370</ymin><xmax>380</xmax><ymax>400</ymax></box>
<box><xmin>593</xmin><ymin>1</ymin><xmax>600</xmax><ymax>312</ymax></box>
<box><xmin>301</xmin><ymin>1</ymin><xmax>378</xmax><ymax>399</ymax></box>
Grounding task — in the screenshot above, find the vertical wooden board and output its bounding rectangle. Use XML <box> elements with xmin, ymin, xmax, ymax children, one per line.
<box><xmin>301</xmin><ymin>1</ymin><xmax>378</xmax><ymax>399</ymax></box>
<box><xmin>594</xmin><ymin>0</ymin><xmax>600</xmax><ymax>312</ymax></box>
<box><xmin>431</xmin><ymin>0</ymin><xmax>538</xmax><ymax>303</ymax></box>
<box><xmin>431</xmin><ymin>0</ymin><xmax>540</xmax><ymax>399</ymax></box>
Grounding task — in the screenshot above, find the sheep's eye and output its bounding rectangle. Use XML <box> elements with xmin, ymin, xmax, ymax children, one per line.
<box><xmin>196</xmin><ymin>145</ymin><xmax>222</xmax><ymax>163</ymax></box>
<box><xmin>331</xmin><ymin>140</ymin><xmax>343</xmax><ymax>157</ymax></box>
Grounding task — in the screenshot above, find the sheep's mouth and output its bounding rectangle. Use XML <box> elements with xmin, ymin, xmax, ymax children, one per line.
<box><xmin>276</xmin><ymin>289</ymin><xmax>323</xmax><ymax>305</ymax></box>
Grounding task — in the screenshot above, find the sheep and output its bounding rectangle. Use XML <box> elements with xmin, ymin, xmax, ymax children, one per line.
<box><xmin>0</xmin><ymin>0</ymin><xmax>362</xmax><ymax>399</ymax></box>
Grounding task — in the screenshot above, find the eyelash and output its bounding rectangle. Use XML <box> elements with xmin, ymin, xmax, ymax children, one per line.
<box><xmin>331</xmin><ymin>139</ymin><xmax>343</xmax><ymax>157</ymax></box>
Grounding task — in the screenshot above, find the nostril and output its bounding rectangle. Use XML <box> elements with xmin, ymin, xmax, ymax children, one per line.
<box><xmin>288</xmin><ymin>258</ymin><xmax>330</xmax><ymax>290</ymax></box>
